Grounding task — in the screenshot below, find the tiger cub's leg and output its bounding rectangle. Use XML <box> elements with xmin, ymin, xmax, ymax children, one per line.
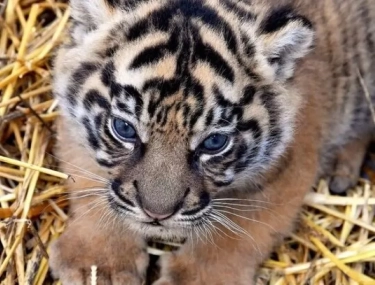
<box><xmin>328</xmin><ymin>137</ymin><xmax>370</xmax><ymax>194</ymax></box>
<box><xmin>50</xmin><ymin>210</ymin><xmax>149</xmax><ymax>285</ymax></box>
<box><xmin>49</xmin><ymin>121</ymin><xmax>149</xmax><ymax>285</ymax></box>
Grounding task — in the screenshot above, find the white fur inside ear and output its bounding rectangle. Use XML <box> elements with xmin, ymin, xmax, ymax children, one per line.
<box><xmin>260</xmin><ymin>21</ymin><xmax>314</xmax><ymax>80</ymax></box>
<box><xmin>266</xmin><ymin>22</ymin><xmax>314</xmax><ymax>59</ymax></box>
<box><xmin>70</xmin><ymin>0</ymin><xmax>114</xmax><ymax>26</ymax></box>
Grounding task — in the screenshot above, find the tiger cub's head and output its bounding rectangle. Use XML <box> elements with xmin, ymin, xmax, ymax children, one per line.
<box><xmin>54</xmin><ymin>0</ymin><xmax>314</xmax><ymax>237</ymax></box>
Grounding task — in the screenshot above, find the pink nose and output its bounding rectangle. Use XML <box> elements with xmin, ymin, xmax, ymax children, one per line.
<box><xmin>143</xmin><ymin>208</ymin><xmax>173</xmax><ymax>220</ymax></box>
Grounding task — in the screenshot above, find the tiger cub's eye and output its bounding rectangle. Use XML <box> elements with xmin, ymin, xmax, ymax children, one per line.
<box><xmin>201</xmin><ymin>134</ymin><xmax>229</xmax><ymax>153</ymax></box>
<box><xmin>112</xmin><ymin>118</ymin><xmax>137</xmax><ymax>142</ymax></box>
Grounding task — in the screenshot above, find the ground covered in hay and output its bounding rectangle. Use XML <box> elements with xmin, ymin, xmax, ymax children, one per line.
<box><xmin>0</xmin><ymin>1</ymin><xmax>374</xmax><ymax>284</ymax></box>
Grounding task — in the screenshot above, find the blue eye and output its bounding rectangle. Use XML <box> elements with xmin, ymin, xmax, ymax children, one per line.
<box><xmin>201</xmin><ymin>134</ymin><xmax>229</xmax><ymax>153</ymax></box>
<box><xmin>112</xmin><ymin>118</ymin><xmax>137</xmax><ymax>141</ymax></box>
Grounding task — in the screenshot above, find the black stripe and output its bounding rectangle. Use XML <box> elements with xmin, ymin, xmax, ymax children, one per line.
<box><xmin>260</xmin><ymin>91</ymin><xmax>282</xmax><ymax>155</ymax></box>
<box><xmin>194</xmin><ymin>38</ymin><xmax>235</xmax><ymax>83</ymax></box>
<box><xmin>83</xmin><ymin>89</ymin><xmax>110</xmax><ymax>110</ymax></box>
<box><xmin>240</xmin><ymin>32</ymin><xmax>256</xmax><ymax>58</ymax></box>
<box><xmin>94</xmin><ymin>114</ymin><xmax>103</xmax><ymax>130</ymax></box>
<box><xmin>123</xmin><ymin>85</ymin><xmax>144</xmax><ymax>117</ymax></box>
<box><xmin>212</xmin><ymin>179</ymin><xmax>233</xmax><ymax>187</ymax></box>
<box><xmin>97</xmin><ymin>158</ymin><xmax>118</xmax><ymax>167</ymax></box>
<box><xmin>125</xmin><ymin>5</ymin><xmax>171</xmax><ymax>41</ymax></box>
<box><xmin>221</xmin><ymin>0</ymin><xmax>256</xmax><ymax>21</ymax></box>
<box><xmin>129</xmin><ymin>28</ymin><xmax>179</xmax><ymax>69</ymax></box>
<box><xmin>130</xmin><ymin>44</ymin><xmax>170</xmax><ymax>69</ymax></box>
<box><xmin>205</xmin><ymin>109</ymin><xmax>214</xmax><ymax>126</ymax></box>
<box><xmin>261</xmin><ymin>5</ymin><xmax>312</xmax><ymax>34</ymax></box>
<box><xmin>103</xmin><ymin>122</ymin><xmax>124</xmax><ymax>149</ymax></box>
<box><xmin>234</xmin><ymin>156</ymin><xmax>255</xmax><ymax>174</ymax></box>
<box><xmin>72</xmin><ymin>62</ymin><xmax>99</xmax><ymax>85</ymax></box>
<box><xmin>125</xmin><ymin>0</ymin><xmax>238</xmax><ymax>54</ymax></box>
<box><xmin>101</xmin><ymin>61</ymin><xmax>123</xmax><ymax>98</ymax></box>
<box><xmin>66</xmin><ymin>86</ymin><xmax>78</xmax><ymax>107</ymax></box>
<box><xmin>111</xmin><ymin>180</ymin><xmax>136</xmax><ymax>207</ymax></box>
<box><xmin>110</xmin><ymin>200</ymin><xmax>136</xmax><ymax>214</ymax></box>
<box><xmin>237</xmin><ymin>54</ymin><xmax>262</xmax><ymax>82</ymax></box>
<box><xmin>104</xmin><ymin>44</ymin><xmax>119</xmax><ymax>57</ymax></box>
<box><xmin>240</xmin><ymin>85</ymin><xmax>256</xmax><ymax>105</ymax></box>
<box><xmin>206</xmin><ymin>147</ymin><xmax>235</xmax><ymax>165</ymax></box>
<box><xmin>177</xmin><ymin>0</ymin><xmax>238</xmax><ymax>54</ymax></box>
<box><xmin>237</xmin><ymin>119</ymin><xmax>262</xmax><ymax>140</ymax></box>
<box><xmin>233</xmin><ymin>141</ymin><xmax>249</xmax><ymax>162</ymax></box>
<box><xmin>189</xmin><ymin>107</ymin><xmax>204</xmax><ymax>129</ymax></box>
<box><xmin>105</xmin><ymin>0</ymin><xmax>122</xmax><ymax>7</ymax></box>
<box><xmin>82</xmin><ymin>117</ymin><xmax>100</xmax><ymax>150</ymax></box>
<box><xmin>214</xmin><ymin>85</ymin><xmax>234</xmax><ymax>108</ymax></box>
<box><xmin>116</xmin><ymin>101</ymin><xmax>133</xmax><ymax>115</ymax></box>
<box><xmin>143</xmin><ymin>78</ymin><xmax>181</xmax><ymax>117</ymax></box>
<box><xmin>67</xmin><ymin>62</ymin><xmax>99</xmax><ymax>106</ymax></box>
<box><xmin>143</xmin><ymin>78</ymin><xmax>181</xmax><ymax>97</ymax></box>
<box><xmin>161</xmin><ymin>105</ymin><xmax>173</xmax><ymax>126</ymax></box>
<box><xmin>101</xmin><ymin>61</ymin><xmax>115</xmax><ymax>87</ymax></box>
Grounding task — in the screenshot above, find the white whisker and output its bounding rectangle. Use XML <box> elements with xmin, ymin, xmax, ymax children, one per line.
<box><xmin>215</xmin><ymin>209</ymin><xmax>277</xmax><ymax>233</ymax></box>
<box><xmin>213</xmin><ymin>205</ymin><xmax>260</xmax><ymax>212</ymax></box>
<box><xmin>47</xmin><ymin>153</ymin><xmax>109</xmax><ymax>182</ymax></box>
<box><xmin>211</xmin><ymin>211</ymin><xmax>261</xmax><ymax>255</ymax></box>
<box><xmin>212</xmin><ymin>198</ymin><xmax>278</xmax><ymax>205</ymax></box>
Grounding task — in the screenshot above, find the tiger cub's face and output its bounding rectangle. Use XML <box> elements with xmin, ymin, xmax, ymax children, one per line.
<box><xmin>55</xmin><ymin>0</ymin><xmax>314</xmax><ymax>238</ymax></box>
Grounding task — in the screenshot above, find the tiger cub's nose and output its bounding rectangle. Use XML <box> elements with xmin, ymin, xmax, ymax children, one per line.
<box><xmin>143</xmin><ymin>208</ymin><xmax>174</xmax><ymax>221</ymax></box>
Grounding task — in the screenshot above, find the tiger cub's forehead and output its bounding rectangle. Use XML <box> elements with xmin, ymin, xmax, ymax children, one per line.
<box><xmin>107</xmin><ymin>47</ymin><xmax>257</xmax><ymax>139</ymax></box>
<box><xmin>91</xmin><ymin>4</ymin><xmax>263</xmax><ymax>136</ymax></box>
<box><xmin>61</xmin><ymin>0</ymin><xmax>273</xmax><ymax>145</ymax></box>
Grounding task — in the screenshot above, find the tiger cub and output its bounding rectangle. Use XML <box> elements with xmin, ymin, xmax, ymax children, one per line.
<box><xmin>49</xmin><ymin>0</ymin><xmax>375</xmax><ymax>284</ymax></box>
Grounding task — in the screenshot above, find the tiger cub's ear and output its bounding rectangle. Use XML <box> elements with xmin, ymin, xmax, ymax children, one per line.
<box><xmin>259</xmin><ymin>5</ymin><xmax>314</xmax><ymax>81</ymax></box>
<box><xmin>69</xmin><ymin>0</ymin><xmax>122</xmax><ymax>42</ymax></box>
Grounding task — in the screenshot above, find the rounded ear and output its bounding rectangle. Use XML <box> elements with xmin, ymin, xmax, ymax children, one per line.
<box><xmin>70</xmin><ymin>0</ymin><xmax>116</xmax><ymax>26</ymax></box>
<box><xmin>258</xmin><ymin>5</ymin><xmax>315</xmax><ymax>81</ymax></box>
<box><xmin>69</xmin><ymin>0</ymin><xmax>119</xmax><ymax>42</ymax></box>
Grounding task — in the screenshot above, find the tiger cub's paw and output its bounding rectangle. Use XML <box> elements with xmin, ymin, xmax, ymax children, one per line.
<box><xmin>328</xmin><ymin>138</ymin><xmax>369</xmax><ymax>194</ymax></box>
<box><xmin>153</xmin><ymin>247</ymin><xmax>255</xmax><ymax>285</ymax></box>
<box><xmin>49</xmin><ymin>223</ymin><xmax>149</xmax><ymax>285</ymax></box>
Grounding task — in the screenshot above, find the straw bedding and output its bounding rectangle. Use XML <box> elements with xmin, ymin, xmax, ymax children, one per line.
<box><xmin>0</xmin><ymin>1</ymin><xmax>374</xmax><ymax>284</ymax></box>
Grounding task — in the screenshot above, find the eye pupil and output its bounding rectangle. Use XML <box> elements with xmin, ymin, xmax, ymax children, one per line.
<box><xmin>113</xmin><ymin>118</ymin><xmax>137</xmax><ymax>141</ymax></box>
<box><xmin>202</xmin><ymin>134</ymin><xmax>228</xmax><ymax>152</ymax></box>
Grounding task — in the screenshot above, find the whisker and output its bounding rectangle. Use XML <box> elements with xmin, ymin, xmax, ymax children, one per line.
<box><xmin>213</xmin><ymin>201</ymin><xmax>269</xmax><ymax>207</ymax></box>
<box><xmin>211</xmin><ymin>211</ymin><xmax>261</xmax><ymax>255</ymax></box>
<box><xmin>213</xmin><ymin>202</ymin><xmax>281</xmax><ymax>218</ymax></box>
<box><xmin>212</xmin><ymin>198</ymin><xmax>279</xmax><ymax>205</ymax></box>
<box><xmin>196</xmin><ymin>224</ymin><xmax>206</xmax><ymax>244</ymax></box>
<box><xmin>215</xmin><ymin>209</ymin><xmax>277</xmax><ymax>233</ymax></box>
<box><xmin>46</xmin><ymin>153</ymin><xmax>109</xmax><ymax>182</ymax></box>
<box><xmin>57</xmin><ymin>193</ymin><xmax>106</xmax><ymax>202</ymax></box>
<box><xmin>97</xmin><ymin>207</ymin><xmax>117</xmax><ymax>230</ymax></box>
<box><xmin>194</xmin><ymin>225</ymin><xmax>204</xmax><ymax>244</ymax></box>
<box><xmin>210</xmin><ymin>212</ymin><xmax>248</xmax><ymax>238</ymax></box>
<box><xmin>207</xmin><ymin>220</ymin><xmax>241</xmax><ymax>241</ymax></box>
<box><xmin>65</xmin><ymin>172</ymin><xmax>108</xmax><ymax>184</ymax></box>
<box><xmin>69</xmin><ymin>198</ymin><xmax>108</xmax><ymax>225</ymax></box>
<box><xmin>69</xmin><ymin>187</ymin><xmax>107</xmax><ymax>194</ymax></box>
<box><xmin>213</xmin><ymin>205</ymin><xmax>260</xmax><ymax>212</ymax></box>
<box><xmin>61</xmin><ymin>168</ymin><xmax>109</xmax><ymax>183</ymax></box>
<box><xmin>202</xmin><ymin>220</ymin><xmax>220</xmax><ymax>248</ymax></box>
<box><xmin>202</xmin><ymin>223</ymin><xmax>215</xmax><ymax>247</ymax></box>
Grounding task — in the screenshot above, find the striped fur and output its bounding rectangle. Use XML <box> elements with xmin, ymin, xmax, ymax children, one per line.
<box><xmin>55</xmin><ymin>0</ymin><xmax>313</xmax><ymax>191</ymax></box>
<box><xmin>50</xmin><ymin>0</ymin><xmax>375</xmax><ymax>283</ymax></box>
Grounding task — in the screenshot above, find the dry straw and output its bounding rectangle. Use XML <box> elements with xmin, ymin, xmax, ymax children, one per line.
<box><xmin>0</xmin><ymin>1</ymin><xmax>374</xmax><ymax>284</ymax></box>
